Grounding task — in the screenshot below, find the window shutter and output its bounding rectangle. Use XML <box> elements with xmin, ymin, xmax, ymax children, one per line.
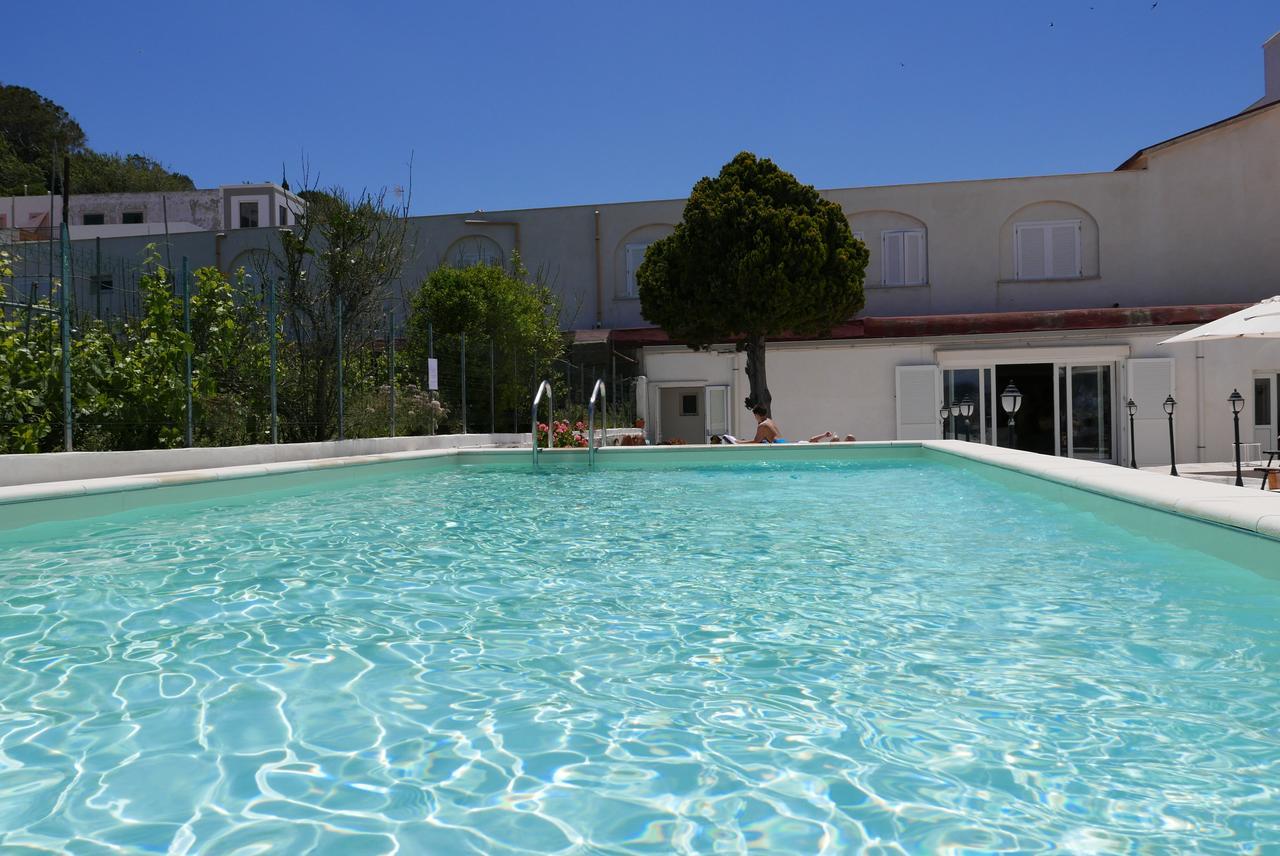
<box><xmin>1126</xmin><ymin>358</ymin><xmax>1175</xmax><ymax>466</ymax></box>
<box><xmin>895</xmin><ymin>365</ymin><xmax>941</xmax><ymax>440</ymax></box>
<box><xmin>1016</xmin><ymin>224</ymin><xmax>1047</xmax><ymax>279</ymax></box>
<box><xmin>883</xmin><ymin>231</ymin><xmax>905</xmax><ymax>285</ymax></box>
<box><xmin>1050</xmin><ymin>223</ymin><xmax>1080</xmax><ymax>278</ymax></box>
<box><xmin>903</xmin><ymin>230</ymin><xmax>926</xmax><ymax>284</ymax></box>
<box><xmin>625</xmin><ymin>243</ymin><xmax>649</xmax><ymax>296</ymax></box>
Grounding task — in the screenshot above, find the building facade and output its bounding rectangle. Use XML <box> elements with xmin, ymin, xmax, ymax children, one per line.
<box><xmin>0</xmin><ymin>183</ymin><xmax>304</xmax><ymax>240</ymax></box>
<box><xmin>12</xmin><ymin>33</ymin><xmax>1278</xmax><ymax>467</ymax></box>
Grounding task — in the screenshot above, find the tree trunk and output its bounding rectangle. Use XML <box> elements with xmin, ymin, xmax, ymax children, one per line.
<box><xmin>743</xmin><ymin>335</ymin><xmax>771</xmax><ymax>416</ymax></box>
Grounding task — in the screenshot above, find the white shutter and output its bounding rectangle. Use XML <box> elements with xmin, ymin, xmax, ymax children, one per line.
<box><xmin>882</xmin><ymin>231</ymin><xmax>905</xmax><ymax>285</ymax></box>
<box><xmin>705</xmin><ymin>385</ymin><xmax>729</xmax><ymax>439</ymax></box>
<box><xmin>624</xmin><ymin>243</ymin><xmax>649</xmax><ymax>297</ymax></box>
<box><xmin>1126</xmin><ymin>358</ymin><xmax>1175</xmax><ymax>466</ymax></box>
<box><xmin>895</xmin><ymin>365</ymin><xmax>941</xmax><ymax>440</ymax></box>
<box><xmin>903</xmin><ymin>230</ymin><xmax>926</xmax><ymax>285</ymax></box>
<box><xmin>1050</xmin><ymin>222</ymin><xmax>1081</xmax><ymax>278</ymax></box>
<box><xmin>1016</xmin><ymin>224</ymin><xmax>1047</xmax><ymax>280</ymax></box>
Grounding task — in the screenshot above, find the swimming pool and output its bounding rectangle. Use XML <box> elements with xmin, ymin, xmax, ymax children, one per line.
<box><xmin>0</xmin><ymin>449</ymin><xmax>1277</xmax><ymax>852</ymax></box>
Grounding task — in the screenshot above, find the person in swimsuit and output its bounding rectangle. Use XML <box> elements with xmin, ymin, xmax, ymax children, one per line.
<box><xmin>745</xmin><ymin>404</ymin><xmax>782</xmax><ymax>443</ymax></box>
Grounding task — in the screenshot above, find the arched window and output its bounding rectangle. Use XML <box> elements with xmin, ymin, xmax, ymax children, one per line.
<box><xmin>1000</xmin><ymin>201</ymin><xmax>1099</xmax><ymax>281</ymax></box>
<box><xmin>845</xmin><ymin>211</ymin><xmax>929</xmax><ymax>287</ymax></box>
<box><xmin>445</xmin><ymin>236</ymin><xmax>504</xmax><ymax>269</ymax></box>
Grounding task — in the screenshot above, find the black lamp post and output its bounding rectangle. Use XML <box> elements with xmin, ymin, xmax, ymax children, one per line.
<box><xmin>1229</xmin><ymin>388</ymin><xmax>1245</xmax><ymax>487</ymax></box>
<box><xmin>1163</xmin><ymin>394</ymin><xmax>1178</xmax><ymax>476</ymax></box>
<box><xmin>958</xmin><ymin>396</ymin><xmax>974</xmax><ymax>442</ymax></box>
<box><xmin>1000</xmin><ymin>382</ymin><xmax>1023</xmax><ymax>449</ymax></box>
<box><xmin>939</xmin><ymin>402</ymin><xmax>951</xmax><ymax>439</ymax></box>
<box><xmin>1126</xmin><ymin>398</ymin><xmax>1138</xmax><ymax>469</ymax></box>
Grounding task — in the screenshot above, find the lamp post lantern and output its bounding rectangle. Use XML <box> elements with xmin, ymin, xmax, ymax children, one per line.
<box><xmin>1126</xmin><ymin>397</ymin><xmax>1137</xmax><ymax>469</ymax></box>
<box><xmin>1229</xmin><ymin>388</ymin><xmax>1245</xmax><ymax>487</ymax></box>
<box><xmin>939</xmin><ymin>402</ymin><xmax>951</xmax><ymax>440</ymax></box>
<box><xmin>958</xmin><ymin>396</ymin><xmax>974</xmax><ymax>442</ymax></box>
<box><xmin>1163</xmin><ymin>394</ymin><xmax>1178</xmax><ymax>476</ymax></box>
<box><xmin>1000</xmin><ymin>382</ymin><xmax>1023</xmax><ymax>449</ymax></box>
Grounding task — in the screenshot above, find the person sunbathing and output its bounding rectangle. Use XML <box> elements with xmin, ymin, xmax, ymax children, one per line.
<box><xmin>804</xmin><ymin>431</ymin><xmax>858</xmax><ymax>443</ymax></box>
<box><xmin>744</xmin><ymin>404</ymin><xmax>782</xmax><ymax>443</ymax></box>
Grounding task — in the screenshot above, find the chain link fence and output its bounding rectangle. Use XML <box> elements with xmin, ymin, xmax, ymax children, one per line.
<box><xmin>0</xmin><ymin>230</ymin><xmax>640</xmax><ymax>453</ymax></box>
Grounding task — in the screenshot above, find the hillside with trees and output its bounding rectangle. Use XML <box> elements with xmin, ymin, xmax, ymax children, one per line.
<box><xmin>0</xmin><ymin>84</ymin><xmax>194</xmax><ymax>195</ymax></box>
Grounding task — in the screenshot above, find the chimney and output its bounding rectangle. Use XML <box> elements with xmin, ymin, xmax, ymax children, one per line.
<box><xmin>1256</xmin><ymin>31</ymin><xmax>1280</xmax><ymax>109</ymax></box>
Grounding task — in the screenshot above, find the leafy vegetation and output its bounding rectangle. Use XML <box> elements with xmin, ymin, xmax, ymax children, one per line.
<box><xmin>405</xmin><ymin>254</ymin><xmax>565</xmax><ymax>433</ymax></box>
<box><xmin>0</xmin><ymin>240</ymin><xmax>454</xmax><ymax>453</ymax></box>
<box><xmin>637</xmin><ymin>151</ymin><xmax>868</xmax><ymax>414</ymax></box>
<box><xmin>0</xmin><ymin>83</ymin><xmax>192</xmax><ymax>194</ymax></box>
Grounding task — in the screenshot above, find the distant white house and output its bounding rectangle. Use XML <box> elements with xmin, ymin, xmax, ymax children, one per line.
<box><xmin>0</xmin><ymin>182</ymin><xmax>304</xmax><ymax>240</ymax></box>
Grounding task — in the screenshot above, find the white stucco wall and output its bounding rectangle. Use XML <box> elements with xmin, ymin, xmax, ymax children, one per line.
<box><xmin>640</xmin><ymin>330</ymin><xmax>1280</xmax><ymax>467</ymax></box>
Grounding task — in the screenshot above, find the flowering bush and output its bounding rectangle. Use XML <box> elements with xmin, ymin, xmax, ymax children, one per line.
<box><xmin>536</xmin><ymin>419</ymin><xmax>588</xmax><ymax>448</ymax></box>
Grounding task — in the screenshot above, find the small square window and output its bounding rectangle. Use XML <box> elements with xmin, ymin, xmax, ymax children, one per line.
<box><xmin>239</xmin><ymin>201</ymin><xmax>260</xmax><ymax>228</ymax></box>
<box><xmin>279</xmin><ymin>205</ymin><xmax>287</xmax><ymax>226</ymax></box>
<box><xmin>122</xmin><ymin>211</ymin><xmax>144</xmax><ymax>224</ymax></box>
<box><xmin>82</xmin><ymin>213</ymin><xmax>105</xmax><ymax>225</ymax></box>
<box><xmin>681</xmin><ymin>393</ymin><xmax>698</xmax><ymax>416</ymax></box>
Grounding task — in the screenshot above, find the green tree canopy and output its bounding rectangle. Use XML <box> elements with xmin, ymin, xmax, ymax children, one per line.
<box><xmin>0</xmin><ymin>83</ymin><xmax>192</xmax><ymax>194</ymax></box>
<box><xmin>637</xmin><ymin>151</ymin><xmax>868</xmax><ymax>416</ymax></box>
<box><xmin>70</xmin><ymin>151</ymin><xmax>195</xmax><ymax>193</ymax></box>
<box><xmin>405</xmin><ymin>256</ymin><xmax>564</xmax><ymax>432</ymax></box>
<box><xmin>0</xmin><ymin>136</ymin><xmax>45</xmax><ymax>195</ymax></box>
<box><xmin>0</xmin><ymin>84</ymin><xmax>86</xmax><ymax>166</ymax></box>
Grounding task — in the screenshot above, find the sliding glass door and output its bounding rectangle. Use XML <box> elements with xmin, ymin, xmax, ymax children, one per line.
<box><xmin>943</xmin><ymin>362</ymin><xmax>1115</xmax><ymax>462</ymax></box>
<box><xmin>1058</xmin><ymin>364</ymin><xmax>1113</xmax><ymax>461</ymax></box>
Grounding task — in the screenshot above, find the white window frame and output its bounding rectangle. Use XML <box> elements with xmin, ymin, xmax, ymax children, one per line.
<box><xmin>623</xmin><ymin>242</ymin><xmax>651</xmax><ymax>299</ymax></box>
<box><xmin>1014</xmin><ymin>219</ymin><xmax>1082</xmax><ymax>281</ymax></box>
<box><xmin>880</xmin><ymin>229</ymin><xmax>927</xmax><ymax>286</ymax></box>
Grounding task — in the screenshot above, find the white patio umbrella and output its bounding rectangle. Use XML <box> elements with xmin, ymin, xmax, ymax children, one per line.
<box><xmin>1160</xmin><ymin>296</ymin><xmax>1280</xmax><ymax>344</ymax></box>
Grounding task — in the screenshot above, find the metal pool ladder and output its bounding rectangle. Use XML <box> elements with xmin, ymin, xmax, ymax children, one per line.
<box><xmin>531</xmin><ymin>379</ymin><xmax>554</xmax><ymax>471</ymax></box>
<box><xmin>588</xmin><ymin>378</ymin><xmax>607</xmax><ymax>469</ymax></box>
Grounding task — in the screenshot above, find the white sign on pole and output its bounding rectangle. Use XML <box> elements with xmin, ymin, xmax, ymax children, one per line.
<box><xmin>427</xmin><ymin>358</ymin><xmax>439</xmax><ymax>391</ymax></box>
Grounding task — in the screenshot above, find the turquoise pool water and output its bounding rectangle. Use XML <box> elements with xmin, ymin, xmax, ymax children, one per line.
<box><xmin>0</xmin><ymin>455</ymin><xmax>1277</xmax><ymax>853</ymax></box>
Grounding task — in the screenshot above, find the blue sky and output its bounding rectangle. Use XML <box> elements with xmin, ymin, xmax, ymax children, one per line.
<box><xmin>5</xmin><ymin>1</ymin><xmax>1276</xmax><ymax>214</ymax></box>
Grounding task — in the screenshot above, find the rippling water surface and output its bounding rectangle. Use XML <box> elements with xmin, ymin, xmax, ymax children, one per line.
<box><xmin>0</xmin><ymin>456</ymin><xmax>1278</xmax><ymax>853</ymax></box>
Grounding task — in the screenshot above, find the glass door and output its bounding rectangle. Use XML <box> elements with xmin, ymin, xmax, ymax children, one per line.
<box><xmin>1254</xmin><ymin>374</ymin><xmax>1279</xmax><ymax>450</ymax></box>
<box><xmin>940</xmin><ymin>368</ymin><xmax>984</xmax><ymax>441</ymax></box>
<box><xmin>1057</xmin><ymin>364</ymin><xmax>1114</xmax><ymax>462</ymax></box>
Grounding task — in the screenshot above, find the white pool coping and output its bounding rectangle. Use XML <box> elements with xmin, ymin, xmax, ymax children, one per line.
<box><xmin>0</xmin><ymin>439</ymin><xmax>1277</xmax><ymax>544</ymax></box>
<box><xmin>921</xmin><ymin>440</ymin><xmax>1280</xmax><ymax>541</ymax></box>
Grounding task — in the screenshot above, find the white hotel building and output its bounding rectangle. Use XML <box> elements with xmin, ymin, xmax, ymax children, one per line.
<box><xmin>602</xmin><ymin>31</ymin><xmax>1280</xmax><ymax>465</ymax></box>
<box><xmin>36</xmin><ymin>32</ymin><xmax>1280</xmax><ymax>467</ymax></box>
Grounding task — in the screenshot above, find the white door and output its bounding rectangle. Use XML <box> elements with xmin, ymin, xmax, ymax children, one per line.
<box><xmin>895</xmin><ymin>365</ymin><xmax>941</xmax><ymax>440</ymax></box>
<box><xmin>705</xmin><ymin>384</ymin><xmax>729</xmax><ymax>441</ymax></box>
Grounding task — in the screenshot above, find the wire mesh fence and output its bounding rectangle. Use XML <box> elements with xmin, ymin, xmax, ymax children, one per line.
<box><xmin>0</xmin><ymin>231</ymin><xmax>640</xmax><ymax>453</ymax></box>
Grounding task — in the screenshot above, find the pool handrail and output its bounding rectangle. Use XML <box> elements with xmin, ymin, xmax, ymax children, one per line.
<box><xmin>531</xmin><ymin>379</ymin><xmax>554</xmax><ymax>471</ymax></box>
<box><xmin>587</xmin><ymin>378</ymin><xmax>607</xmax><ymax>469</ymax></box>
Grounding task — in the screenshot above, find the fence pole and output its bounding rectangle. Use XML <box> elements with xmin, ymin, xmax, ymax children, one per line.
<box><xmin>269</xmin><ymin>277</ymin><xmax>278</xmax><ymax>443</ymax></box>
<box><xmin>489</xmin><ymin>336</ymin><xmax>495</xmax><ymax>435</ymax></box>
<box><xmin>24</xmin><ymin>282</ymin><xmax>35</xmax><ymax>344</ymax></box>
<box><xmin>337</xmin><ymin>296</ymin><xmax>345</xmax><ymax>442</ymax></box>
<box><xmin>59</xmin><ymin>223</ymin><xmax>72</xmax><ymax>452</ymax></box>
<box><xmin>460</xmin><ymin>331</ymin><xmax>468</xmax><ymax>434</ymax></box>
<box><xmin>427</xmin><ymin>320</ymin><xmax>435</xmax><ymax>435</ymax></box>
<box><xmin>182</xmin><ymin>257</ymin><xmax>193</xmax><ymax>448</ymax></box>
<box><xmin>94</xmin><ymin>236</ymin><xmax>102</xmax><ymax>320</ymax></box>
<box><xmin>388</xmin><ymin>310</ymin><xmax>396</xmax><ymax>438</ymax></box>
